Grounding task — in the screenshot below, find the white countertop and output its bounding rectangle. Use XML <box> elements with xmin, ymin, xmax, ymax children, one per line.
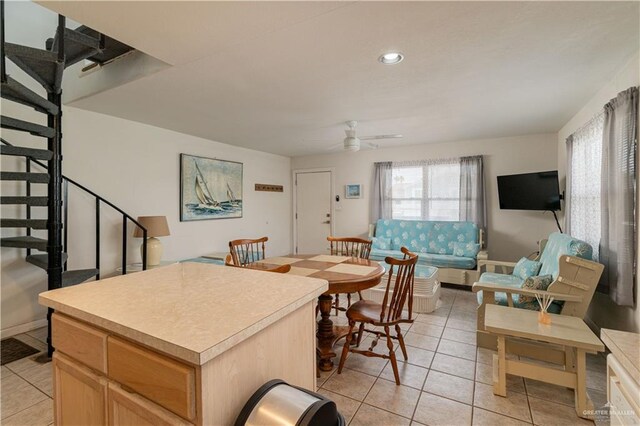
<box><xmin>601</xmin><ymin>328</ymin><xmax>640</xmax><ymax>383</ymax></box>
<box><xmin>39</xmin><ymin>262</ymin><xmax>327</xmax><ymax>366</ymax></box>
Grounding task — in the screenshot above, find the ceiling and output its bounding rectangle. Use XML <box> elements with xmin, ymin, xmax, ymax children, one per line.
<box><xmin>39</xmin><ymin>1</ymin><xmax>639</xmax><ymax>157</ymax></box>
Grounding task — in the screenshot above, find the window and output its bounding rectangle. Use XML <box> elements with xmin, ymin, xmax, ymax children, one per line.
<box><xmin>568</xmin><ymin>114</ymin><xmax>604</xmax><ymax>261</ymax></box>
<box><xmin>390</xmin><ymin>161</ymin><xmax>461</xmax><ymax>221</ymax></box>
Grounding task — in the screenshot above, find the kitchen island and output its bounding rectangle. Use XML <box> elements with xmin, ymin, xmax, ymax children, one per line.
<box><xmin>39</xmin><ymin>262</ymin><xmax>328</xmax><ymax>426</ymax></box>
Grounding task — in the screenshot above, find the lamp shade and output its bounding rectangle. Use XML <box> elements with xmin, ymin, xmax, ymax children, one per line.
<box><xmin>133</xmin><ymin>216</ymin><xmax>170</xmax><ymax>238</ymax></box>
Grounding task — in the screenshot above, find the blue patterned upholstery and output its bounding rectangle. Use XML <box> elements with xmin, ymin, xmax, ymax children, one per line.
<box><xmin>372</xmin><ymin>236</ymin><xmax>392</xmax><ymax>250</ymax></box>
<box><xmin>476</xmin><ymin>272</ymin><xmax>562</xmax><ymax>314</ymax></box>
<box><xmin>512</xmin><ymin>257</ymin><xmax>542</xmax><ymax>280</ymax></box>
<box><xmin>181</xmin><ymin>257</ymin><xmax>225</xmax><ymax>265</ymax></box>
<box><xmin>538</xmin><ymin>232</ymin><xmax>593</xmax><ymax>279</ymax></box>
<box><xmin>373</xmin><ymin>219</ymin><xmax>480</xmax><ymax>269</ymax></box>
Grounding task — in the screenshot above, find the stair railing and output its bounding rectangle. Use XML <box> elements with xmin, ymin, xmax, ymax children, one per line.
<box><xmin>0</xmin><ymin>139</ymin><xmax>148</xmax><ymax>275</ymax></box>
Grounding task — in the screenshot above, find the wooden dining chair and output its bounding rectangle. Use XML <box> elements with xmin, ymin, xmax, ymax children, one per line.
<box><xmin>327</xmin><ymin>236</ymin><xmax>373</xmax><ymax>314</ymax></box>
<box><xmin>224</xmin><ymin>253</ymin><xmax>291</xmax><ymax>273</ymax></box>
<box><xmin>229</xmin><ymin>237</ymin><xmax>268</xmax><ymax>266</ymax></box>
<box><xmin>337</xmin><ymin>247</ymin><xmax>418</xmax><ymax>385</ymax></box>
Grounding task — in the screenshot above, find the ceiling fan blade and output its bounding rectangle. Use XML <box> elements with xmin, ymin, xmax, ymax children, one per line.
<box><xmin>359</xmin><ymin>134</ymin><xmax>403</xmax><ymax>141</ymax></box>
<box><xmin>326</xmin><ymin>142</ymin><xmax>343</xmax><ymax>150</ymax></box>
<box><xmin>362</xmin><ymin>141</ymin><xmax>379</xmax><ymax>150</ymax></box>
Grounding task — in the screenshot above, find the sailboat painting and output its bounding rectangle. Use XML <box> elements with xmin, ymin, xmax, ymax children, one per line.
<box><xmin>180</xmin><ymin>154</ymin><xmax>243</xmax><ymax>221</ymax></box>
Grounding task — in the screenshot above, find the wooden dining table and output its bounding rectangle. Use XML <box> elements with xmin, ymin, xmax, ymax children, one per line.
<box><xmin>247</xmin><ymin>254</ymin><xmax>386</xmax><ymax>371</ymax></box>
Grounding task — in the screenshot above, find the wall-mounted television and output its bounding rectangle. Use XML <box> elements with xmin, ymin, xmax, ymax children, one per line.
<box><xmin>497</xmin><ymin>171</ymin><xmax>561</xmax><ymax>211</ymax></box>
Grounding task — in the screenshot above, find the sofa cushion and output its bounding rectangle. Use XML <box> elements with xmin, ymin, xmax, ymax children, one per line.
<box><xmin>370</xmin><ymin>249</ymin><xmax>476</xmax><ymax>270</ymax></box>
<box><xmin>426</xmin><ymin>221</ymin><xmax>479</xmax><ymax>255</ymax></box>
<box><xmin>538</xmin><ymin>232</ymin><xmax>593</xmax><ymax>279</ymax></box>
<box><xmin>372</xmin><ymin>236</ymin><xmax>392</xmax><ymax>250</ymax></box>
<box><xmin>453</xmin><ymin>242</ymin><xmax>481</xmax><ymax>258</ymax></box>
<box><xmin>476</xmin><ymin>272</ymin><xmax>562</xmax><ymax>313</ymax></box>
<box><xmin>374</xmin><ymin>219</ymin><xmax>478</xmax><ymax>255</ymax></box>
<box><xmin>512</xmin><ymin>257</ymin><xmax>542</xmax><ymax>280</ymax></box>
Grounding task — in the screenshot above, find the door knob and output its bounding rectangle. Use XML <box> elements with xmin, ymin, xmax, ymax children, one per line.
<box><xmin>322</xmin><ymin>220</ymin><xmax>331</xmax><ymax>224</ymax></box>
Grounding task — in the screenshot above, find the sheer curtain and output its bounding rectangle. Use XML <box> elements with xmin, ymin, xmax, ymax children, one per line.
<box><xmin>566</xmin><ymin>113</ymin><xmax>604</xmax><ymax>261</ymax></box>
<box><xmin>370</xmin><ymin>162</ymin><xmax>392</xmax><ymax>222</ymax></box>
<box><xmin>459</xmin><ymin>156</ymin><xmax>486</xmax><ymax>230</ymax></box>
<box><xmin>600</xmin><ymin>87</ymin><xmax>637</xmax><ymax>306</ymax></box>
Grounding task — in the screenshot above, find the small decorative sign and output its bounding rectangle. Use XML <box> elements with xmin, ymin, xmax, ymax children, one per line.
<box><xmin>255</xmin><ymin>184</ymin><xmax>283</xmax><ymax>192</ymax></box>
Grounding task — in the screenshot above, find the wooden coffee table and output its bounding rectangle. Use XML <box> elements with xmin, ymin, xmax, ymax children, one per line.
<box><xmin>249</xmin><ymin>254</ymin><xmax>385</xmax><ymax>371</ymax></box>
<box><xmin>485</xmin><ymin>305</ymin><xmax>604</xmax><ymax>419</ymax></box>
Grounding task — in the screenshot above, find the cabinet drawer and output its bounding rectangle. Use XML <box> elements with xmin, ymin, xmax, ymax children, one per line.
<box><xmin>107</xmin><ymin>383</ymin><xmax>192</xmax><ymax>426</ymax></box>
<box><xmin>53</xmin><ymin>313</ymin><xmax>108</xmax><ymax>373</ymax></box>
<box><xmin>107</xmin><ymin>337</ymin><xmax>196</xmax><ymax>421</ymax></box>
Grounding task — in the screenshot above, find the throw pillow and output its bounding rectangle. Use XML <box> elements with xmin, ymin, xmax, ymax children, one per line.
<box><xmin>452</xmin><ymin>242</ymin><xmax>481</xmax><ymax>258</ymax></box>
<box><xmin>372</xmin><ymin>237</ymin><xmax>391</xmax><ymax>250</ymax></box>
<box><xmin>519</xmin><ymin>274</ymin><xmax>554</xmax><ymax>307</ymax></box>
<box><xmin>512</xmin><ymin>257</ymin><xmax>542</xmax><ymax>280</ymax></box>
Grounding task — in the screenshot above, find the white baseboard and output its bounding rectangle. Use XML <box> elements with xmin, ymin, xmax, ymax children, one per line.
<box><xmin>1</xmin><ymin>319</ymin><xmax>48</xmax><ymax>339</ymax></box>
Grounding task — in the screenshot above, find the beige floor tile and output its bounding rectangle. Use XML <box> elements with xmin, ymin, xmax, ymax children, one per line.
<box><xmin>586</xmin><ymin>366</ymin><xmax>607</xmax><ymax>393</ymax></box>
<box><xmin>442</xmin><ymin>327</ymin><xmax>477</xmax><ymax>346</ymax></box>
<box><xmin>317</xmin><ymin>368</ymin><xmax>335</xmax><ymax>388</ymax></box>
<box><xmin>1</xmin><ymin>373</ymin><xmax>49</xmax><ymax>419</ymax></box>
<box><xmin>403</xmin><ymin>346</ymin><xmax>435</xmax><ymax>369</ymax></box>
<box><xmin>1</xmin><ymin>366</ymin><xmax>14</xmax><ymax>379</ymax></box>
<box><xmin>379</xmin><ymin>361</ymin><xmax>428</xmax><ymax>390</ymax></box>
<box><xmin>16</xmin><ymin>361</ymin><xmax>54</xmax><ymax>397</ymax></box>
<box><xmin>317</xmin><ymin>388</ymin><xmax>360</xmax><ymax>424</ymax></box>
<box><xmin>5</xmin><ymin>353</ymin><xmax>47</xmax><ymax>375</ymax></box>
<box><xmin>2</xmin><ymin>398</ymin><xmax>53</xmax><ymax>426</ymax></box>
<box><xmin>343</xmin><ymin>350</ymin><xmax>388</xmax><ymax>377</ymax></box>
<box><xmin>437</xmin><ymin>339</ymin><xmax>477</xmax><ymax>361</ymax></box>
<box><xmin>413</xmin><ymin>392</ymin><xmax>472</xmax><ymax>426</ymax></box>
<box><xmin>350</xmin><ymin>403</ymin><xmax>411</xmax><ymax>426</ymax></box>
<box><xmin>13</xmin><ymin>334</ymin><xmax>47</xmax><ymax>353</ymax></box>
<box><xmin>525</xmin><ymin>379</ymin><xmax>575</xmax><ymax>407</ymax></box>
<box><xmin>528</xmin><ymin>395</ymin><xmax>592</xmax><ymax>426</ymax></box>
<box><xmin>449</xmin><ymin>305</ymin><xmax>478</xmax><ymax>321</ymax></box>
<box><xmin>410</xmin><ymin>322</ymin><xmax>444</xmax><ymax>338</ymax></box>
<box><xmin>475</xmin><ymin>362</ymin><xmax>525</xmax><ymax>394</ymax></box>
<box><xmin>423</xmin><ymin>370</ymin><xmax>474</xmax><ymax>404</ymax></box>
<box><xmin>431</xmin><ymin>353</ymin><xmax>476</xmax><ymax>380</ymax></box>
<box><xmin>414</xmin><ymin>313</ymin><xmax>447</xmax><ymax>326</ymax></box>
<box><xmin>26</xmin><ymin>327</ymin><xmax>48</xmax><ymax>344</ymax></box>
<box><xmin>477</xmin><ymin>347</ymin><xmax>497</xmax><ymax>365</ymax></box>
<box><xmin>365</xmin><ymin>378</ymin><xmax>421</xmax><ymax>418</ymax></box>
<box><xmin>446</xmin><ymin>318</ymin><xmax>476</xmax><ymax>332</ymax></box>
<box><xmin>322</xmin><ymin>368</ymin><xmax>376</xmax><ymax>401</ymax></box>
<box><xmin>472</xmin><ymin>407</ymin><xmax>532</xmax><ymax>426</ymax></box>
<box><xmin>473</xmin><ymin>382</ymin><xmax>532</xmax><ymax>423</ymax></box>
<box><xmin>403</xmin><ymin>332</ymin><xmax>439</xmax><ymax>351</ymax></box>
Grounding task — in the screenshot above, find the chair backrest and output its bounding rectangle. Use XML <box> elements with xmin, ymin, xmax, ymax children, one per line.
<box><xmin>538</xmin><ymin>232</ymin><xmax>593</xmax><ymax>279</ymax></box>
<box><xmin>229</xmin><ymin>237</ymin><xmax>268</xmax><ymax>266</ymax></box>
<box><xmin>379</xmin><ymin>247</ymin><xmax>418</xmax><ymax>323</ymax></box>
<box><xmin>548</xmin><ymin>254</ymin><xmax>604</xmax><ymax>318</ymax></box>
<box><xmin>327</xmin><ymin>237</ymin><xmax>372</xmax><ymax>259</ymax></box>
<box><xmin>225</xmin><ymin>252</ymin><xmax>290</xmax><ymax>273</ymax></box>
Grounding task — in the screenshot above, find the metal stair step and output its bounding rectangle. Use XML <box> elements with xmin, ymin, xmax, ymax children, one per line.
<box><xmin>0</xmin><ymin>76</ymin><xmax>59</xmax><ymax>115</ymax></box>
<box><xmin>74</xmin><ymin>26</ymin><xmax>134</xmax><ymax>65</ymax></box>
<box><xmin>0</xmin><ymin>172</ymin><xmax>49</xmax><ymax>183</ymax></box>
<box><xmin>0</xmin><ymin>196</ymin><xmax>48</xmax><ymax>206</ymax></box>
<box><xmin>0</xmin><ymin>236</ymin><xmax>47</xmax><ymax>251</ymax></box>
<box><xmin>1</xmin><ymin>219</ymin><xmax>48</xmax><ymax>229</ymax></box>
<box><xmin>5</xmin><ymin>43</ymin><xmax>63</xmax><ymax>93</ymax></box>
<box><xmin>50</xmin><ymin>28</ymin><xmax>101</xmax><ymax>68</ymax></box>
<box><xmin>62</xmin><ymin>269</ymin><xmax>99</xmax><ymax>287</ymax></box>
<box><xmin>1</xmin><ymin>116</ymin><xmax>55</xmax><ymax>138</ymax></box>
<box><xmin>0</xmin><ymin>145</ymin><xmax>53</xmax><ymax>160</ymax></box>
<box><xmin>26</xmin><ymin>253</ymin><xmax>68</xmax><ymax>270</ymax></box>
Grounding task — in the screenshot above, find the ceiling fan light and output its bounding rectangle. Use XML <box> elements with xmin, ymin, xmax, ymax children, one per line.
<box><xmin>379</xmin><ymin>52</ymin><xmax>404</xmax><ymax>65</ymax></box>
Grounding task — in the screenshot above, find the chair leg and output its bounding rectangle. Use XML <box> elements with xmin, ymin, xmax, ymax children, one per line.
<box><xmin>334</xmin><ymin>294</ymin><xmax>340</xmax><ymax>316</ymax></box>
<box><xmin>356</xmin><ymin>322</ymin><xmax>365</xmax><ymax>347</ymax></box>
<box><xmin>347</xmin><ymin>293</ymin><xmax>352</xmax><ymax>307</ymax></box>
<box><xmin>357</xmin><ymin>290</ymin><xmax>363</xmax><ymax>301</ymax></box>
<box><xmin>395</xmin><ymin>324</ymin><xmax>408</xmax><ymax>361</ymax></box>
<box><xmin>338</xmin><ymin>320</ymin><xmax>355</xmax><ymax>374</ymax></box>
<box><xmin>385</xmin><ymin>325</ymin><xmax>400</xmax><ymax>385</ymax></box>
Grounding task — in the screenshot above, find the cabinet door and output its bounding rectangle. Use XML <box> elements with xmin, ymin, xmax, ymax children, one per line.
<box><xmin>107</xmin><ymin>383</ymin><xmax>192</xmax><ymax>426</ymax></box>
<box><xmin>53</xmin><ymin>353</ymin><xmax>107</xmax><ymax>425</ymax></box>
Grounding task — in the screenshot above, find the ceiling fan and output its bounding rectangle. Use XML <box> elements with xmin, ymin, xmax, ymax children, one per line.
<box><xmin>328</xmin><ymin>121</ymin><xmax>403</xmax><ymax>152</ymax></box>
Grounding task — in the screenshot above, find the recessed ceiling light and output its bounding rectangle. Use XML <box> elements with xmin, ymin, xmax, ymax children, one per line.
<box><xmin>378</xmin><ymin>52</ymin><xmax>404</xmax><ymax>65</ymax></box>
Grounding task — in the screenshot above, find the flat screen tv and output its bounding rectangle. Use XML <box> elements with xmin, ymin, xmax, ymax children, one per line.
<box><xmin>497</xmin><ymin>171</ymin><xmax>561</xmax><ymax>211</ymax></box>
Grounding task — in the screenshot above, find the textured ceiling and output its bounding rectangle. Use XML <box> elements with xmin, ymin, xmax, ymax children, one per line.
<box><xmin>40</xmin><ymin>1</ymin><xmax>639</xmax><ymax>157</ymax></box>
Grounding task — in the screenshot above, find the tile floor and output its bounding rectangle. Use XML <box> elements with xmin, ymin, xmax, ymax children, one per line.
<box><xmin>0</xmin><ymin>287</ymin><xmax>609</xmax><ymax>426</ymax></box>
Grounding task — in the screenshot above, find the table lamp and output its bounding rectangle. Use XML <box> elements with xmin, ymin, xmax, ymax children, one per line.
<box><xmin>133</xmin><ymin>216</ymin><xmax>170</xmax><ymax>266</ymax></box>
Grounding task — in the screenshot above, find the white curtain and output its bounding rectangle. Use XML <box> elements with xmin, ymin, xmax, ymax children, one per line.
<box><xmin>459</xmin><ymin>156</ymin><xmax>486</xmax><ymax>230</ymax></box>
<box><xmin>566</xmin><ymin>113</ymin><xmax>604</xmax><ymax>261</ymax></box>
<box><xmin>370</xmin><ymin>162</ymin><xmax>392</xmax><ymax>222</ymax></box>
<box><xmin>600</xmin><ymin>87</ymin><xmax>637</xmax><ymax>306</ymax></box>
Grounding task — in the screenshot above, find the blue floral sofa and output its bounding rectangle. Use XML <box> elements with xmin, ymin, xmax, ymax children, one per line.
<box><xmin>369</xmin><ymin>219</ymin><xmax>487</xmax><ymax>285</ymax></box>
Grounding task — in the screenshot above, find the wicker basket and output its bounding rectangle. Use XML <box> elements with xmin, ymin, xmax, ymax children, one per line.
<box><xmin>362</xmin><ymin>266</ymin><xmax>441</xmax><ymax>313</ymax></box>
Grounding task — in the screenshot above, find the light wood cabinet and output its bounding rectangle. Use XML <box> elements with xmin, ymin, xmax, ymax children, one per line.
<box><xmin>53</xmin><ymin>352</ymin><xmax>107</xmax><ymax>426</ymax></box>
<box><xmin>107</xmin><ymin>383</ymin><xmax>191</xmax><ymax>426</ymax></box>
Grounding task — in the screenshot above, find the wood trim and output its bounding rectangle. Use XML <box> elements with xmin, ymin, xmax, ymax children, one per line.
<box><xmin>107</xmin><ymin>382</ymin><xmax>192</xmax><ymax>426</ymax></box>
<box><xmin>505</xmin><ymin>358</ymin><xmax>577</xmax><ymax>388</ymax></box>
<box><xmin>53</xmin><ymin>313</ymin><xmax>108</xmax><ymax>373</ymax></box>
<box><xmin>107</xmin><ymin>336</ymin><xmax>196</xmax><ymax>421</ymax></box>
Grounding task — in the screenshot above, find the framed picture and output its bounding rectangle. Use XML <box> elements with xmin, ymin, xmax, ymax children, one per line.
<box><xmin>345</xmin><ymin>184</ymin><xmax>362</xmax><ymax>199</ymax></box>
<box><xmin>180</xmin><ymin>154</ymin><xmax>243</xmax><ymax>221</ymax></box>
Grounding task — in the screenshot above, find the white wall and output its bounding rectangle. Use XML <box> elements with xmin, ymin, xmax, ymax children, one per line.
<box><xmin>1</xmin><ymin>103</ymin><xmax>291</xmax><ymax>336</ymax></box>
<box><xmin>292</xmin><ymin>134</ymin><xmax>560</xmax><ymax>262</ymax></box>
<box><xmin>557</xmin><ymin>51</ymin><xmax>640</xmax><ymax>333</ymax></box>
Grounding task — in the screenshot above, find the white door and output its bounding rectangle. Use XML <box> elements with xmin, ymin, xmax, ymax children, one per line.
<box><xmin>295</xmin><ymin>171</ymin><xmax>332</xmax><ymax>254</ymax></box>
